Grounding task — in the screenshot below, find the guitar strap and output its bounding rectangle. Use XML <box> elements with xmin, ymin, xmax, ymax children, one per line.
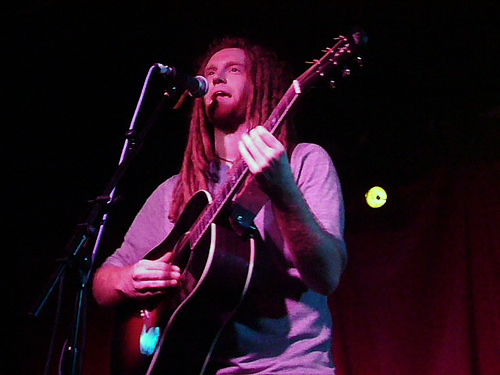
<box><xmin>229</xmin><ymin>143</ymin><xmax>298</xmax><ymax>236</ymax></box>
<box><xmin>230</xmin><ymin>176</ymin><xmax>269</xmax><ymax>237</ymax></box>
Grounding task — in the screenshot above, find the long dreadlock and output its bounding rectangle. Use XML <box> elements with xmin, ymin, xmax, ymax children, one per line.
<box><xmin>169</xmin><ymin>37</ymin><xmax>295</xmax><ymax>222</ymax></box>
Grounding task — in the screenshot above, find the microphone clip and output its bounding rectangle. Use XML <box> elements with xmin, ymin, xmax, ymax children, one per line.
<box><xmin>155</xmin><ymin>63</ymin><xmax>208</xmax><ymax>98</ymax></box>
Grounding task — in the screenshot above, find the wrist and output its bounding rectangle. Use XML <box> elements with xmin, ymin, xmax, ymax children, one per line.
<box><xmin>268</xmin><ymin>181</ymin><xmax>302</xmax><ymax>212</ymax></box>
<box><xmin>115</xmin><ymin>265</ymin><xmax>134</xmax><ymax>299</ymax></box>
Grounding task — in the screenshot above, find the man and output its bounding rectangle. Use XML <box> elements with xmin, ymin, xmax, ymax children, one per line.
<box><xmin>92</xmin><ymin>37</ymin><xmax>347</xmax><ymax>374</ymax></box>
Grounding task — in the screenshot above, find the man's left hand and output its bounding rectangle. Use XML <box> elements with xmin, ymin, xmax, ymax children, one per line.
<box><xmin>238</xmin><ymin>126</ymin><xmax>295</xmax><ymax>198</ymax></box>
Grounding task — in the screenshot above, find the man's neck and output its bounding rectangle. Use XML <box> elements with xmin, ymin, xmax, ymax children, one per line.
<box><xmin>214</xmin><ymin>124</ymin><xmax>249</xmax><ymax>165</ymax></box>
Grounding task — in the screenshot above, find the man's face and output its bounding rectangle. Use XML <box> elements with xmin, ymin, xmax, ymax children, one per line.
<box><xmin>203</xmin><ymin>48</ymin><xmax>251</xmax><ymax>131</ymax></box>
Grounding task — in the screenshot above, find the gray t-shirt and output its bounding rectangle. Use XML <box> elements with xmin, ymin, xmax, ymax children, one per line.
<box><xmin>104</xmin><ymin>143</ymin><xmax>345</xmax><ymax>374</ymax></box>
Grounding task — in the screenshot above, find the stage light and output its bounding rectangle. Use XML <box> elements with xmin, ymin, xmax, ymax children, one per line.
<box><xmin>365</xmin><ymin>186</ymin><xmax>387</xmax><ymax>208</ymax></box>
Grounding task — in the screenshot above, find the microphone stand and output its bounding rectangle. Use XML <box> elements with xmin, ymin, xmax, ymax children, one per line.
<box><xmin>30</xmin><ymin>64</ymin><xmax>182</xmax><ymax>375</ymax></box>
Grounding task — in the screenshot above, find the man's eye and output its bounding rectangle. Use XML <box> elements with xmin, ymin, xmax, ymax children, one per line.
<box><xmin>206</xmin><ymin>71</ymin><xmax>215</xmax><ymax>76</ymax></box>
<box><xmin>230</xmin><ymin>67</ymin><xmax>240</xmax><ymax>73</ymax></box>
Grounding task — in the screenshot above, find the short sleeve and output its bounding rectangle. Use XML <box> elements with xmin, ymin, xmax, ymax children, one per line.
<box><xmin>291</xmin><ymin>143</ymin><xmax>345</xmax><ymax>241</ymax></box>
<box><xmin>103</xmin><ymin>175</ymin><xmax>179</xmax><ymax>267</ymax></box>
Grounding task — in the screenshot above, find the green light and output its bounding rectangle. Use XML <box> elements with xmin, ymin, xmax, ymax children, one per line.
<box><xmin>365</xmin><ymin>186</ymin><xmax>387</xmax><ymax>208</ymax></box>
<box><xmin>140</xmin><ymin>324</ymin><xmax>160</xmax><ymax>356</ymax></box>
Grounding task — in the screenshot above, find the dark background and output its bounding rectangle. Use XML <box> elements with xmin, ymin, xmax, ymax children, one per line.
<box><xmin>3</xmin><ymin>1</ymin><xmax>499</xmax><ymax>374</ymax></box>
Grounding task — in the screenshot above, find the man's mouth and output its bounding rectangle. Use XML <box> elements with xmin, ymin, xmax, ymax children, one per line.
<box><xmin>206</xmin><ymin>90</ymin><xmax>232</xmax><ymax>109</ymax></box>
<box><xmin>212</xmin><ymin>91</ymin><xmax>231</xmax><ymax>99</ymax></box>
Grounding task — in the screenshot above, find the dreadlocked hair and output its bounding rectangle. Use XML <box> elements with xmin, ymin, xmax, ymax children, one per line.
<box><xmin>169</xmin><ymin>37</ymin><xmax>296</xmax><ymax>222</ymax></box>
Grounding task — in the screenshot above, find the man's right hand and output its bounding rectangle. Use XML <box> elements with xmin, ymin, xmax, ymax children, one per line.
<box><xmin>92</xmin><ymin>252</ymin><xmax>181</xmax><ymax>307</ymax></box>
<box><xmin>119</xmin><ymin>252</ymin><xmax>182</xmax><ymax>300</ymax></box>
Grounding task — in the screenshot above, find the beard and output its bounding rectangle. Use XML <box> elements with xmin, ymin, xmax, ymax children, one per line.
<box><xmin>206</xmin><ymin>99</ymin><xmax>247</xmax><ymax>134</ymax></box>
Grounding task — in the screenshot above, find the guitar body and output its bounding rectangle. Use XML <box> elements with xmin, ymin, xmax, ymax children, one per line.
<box><xmin>111</xmin><ymin>190</ymin><xmax>255</xmax><ymax>375</ymax></box>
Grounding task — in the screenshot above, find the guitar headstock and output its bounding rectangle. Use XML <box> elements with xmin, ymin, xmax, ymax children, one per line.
<box><xmin>298</xmin><ymin>28</ymin><xmax>367</xmax><ymax>90</ymax></box>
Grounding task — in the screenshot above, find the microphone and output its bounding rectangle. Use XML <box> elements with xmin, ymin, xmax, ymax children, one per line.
<box><xmin>155</xmin><ymin>63</ymin><xmax>209</xmax><ymax>98</ymax></box>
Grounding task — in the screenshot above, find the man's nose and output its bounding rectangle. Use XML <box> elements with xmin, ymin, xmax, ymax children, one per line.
<box><xmin>212</xmin><ymin>71</ymin><xmax>226</xmax><ymax>84</ymax></box>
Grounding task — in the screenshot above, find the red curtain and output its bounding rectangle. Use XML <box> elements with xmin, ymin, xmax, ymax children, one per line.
<box><xmin>331</xmin><ymin>160</ymin><xmax>500</xmax><ymax>375</ymax></box>
<box><xmin>80</xmin><ymin>161</ymin><xmax>500</xmax><ymax>375</ymax></box>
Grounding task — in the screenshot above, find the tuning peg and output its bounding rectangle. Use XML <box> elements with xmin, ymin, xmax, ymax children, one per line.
<box><xmin>342</xmin><ymin>68</ymin><xmax>351</xmax><ymax>78</ymax></box>
<box><xmin>329</xmin><ymin>80</ymin><xmax>336</xmax><ymax>89</ymax></box>
<box><xmin>356</xmin><ymin>56</ymin><xmax>364</xmax><ymax>67</ymax></box>
<box><xmin>305</xmin><ymin>59</ymin><xmax>319</xmax><ymax>65</ymax></box>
